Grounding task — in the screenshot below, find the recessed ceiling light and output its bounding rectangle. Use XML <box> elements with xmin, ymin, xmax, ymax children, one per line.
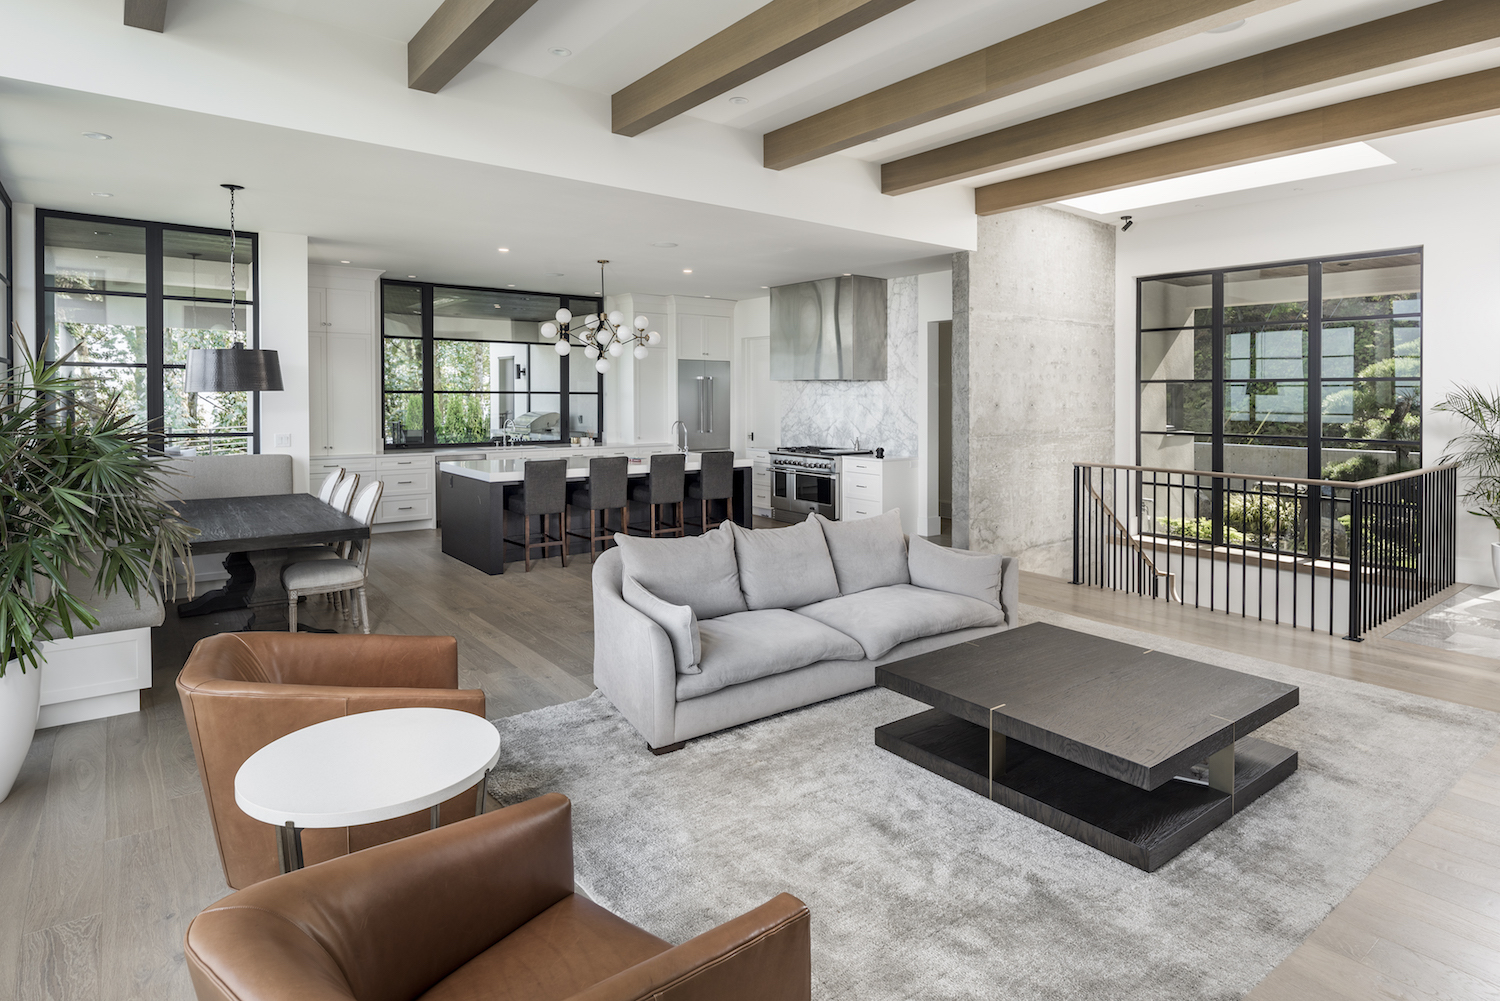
<box><xmin>1059</xmin><ymin>143</ymin><xmax>1394</xmax><ymax>214</ymax></box>
<box><xmin>728</xmin><ymin>96</ymin><xmax>749</xmax><ymax>105</ymax></box>
<box><xmin>94</xmin><ymin>255</ymin><xmax>107</xmax><ymax>259</ymax></box>
<box><xmin>407</xmin><ymin>275</ymin><xmax>417</xmax><ymax>278</ymax></box>
<box><xmin>497</xmin><ymin>247</ymin><xmax>510</xmax><ymax>252</ymax></box>
<box><xmin>93</xmin><ymin>231</ymin><xmax>111</xmax><ymax>236</ymax></box>
<box><xmin>760</xmin><ymin>286</ymin><xmax>769</xmax><ymax>289</ymax></box>
<box><xmin>1206</xmin><ymin>19</ymin><xmax>1245</xmax><ymax>33</ymax></box>
<box><xmin>683</xmin><ymin>269</ymin><xmax>693</xmax><ymax>273</ymax></box>
<box><xmin>340</xmin><ymin>260</ymin><xmax>351</xmax><ymax>264</ymax></box>
<box><xmin>549</xmin><ymin>47</ymin><xmax>572</xmax><ymax>57</ymax></box>
<box><xmin>82</xmin><ymin>132</ymin><xmax>112</xmax><ymax>141</ymax></box>
<box><xmin>653</xmin><ymin>242</ymin><xmax>678</xmax><ymax>248</ymax></box>
<box><xmin>91</xmin><ymin>191</ymin><xmax>113</xmax><ymax>197</ymax></box>
<box><xmin>842</xmin><ymin>273</ymin><xmax>852</xmax><ymax>276</ymax></box>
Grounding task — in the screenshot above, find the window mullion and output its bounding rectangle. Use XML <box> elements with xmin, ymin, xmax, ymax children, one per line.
<box><xmin>146</xmin><ymin>224</ymin><xmax>165</xmax><ymax>451</ymax></box>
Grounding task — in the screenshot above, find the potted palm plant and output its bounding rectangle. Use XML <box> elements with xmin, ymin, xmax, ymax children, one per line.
<box><xmin>0</xmin><ymin>333</ymin><xmax>196</xmax><ymax>801</ymax></box>
<box><xmin>1435</xmin><ymin>385</ymin><xmax>1500</xmax><ymax>584</ymax></box>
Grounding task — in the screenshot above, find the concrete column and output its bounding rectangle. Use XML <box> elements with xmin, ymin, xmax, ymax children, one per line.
<box><xmin>952</xmin><ymin>207</ymin><xmax>1115</xmax><ymax>576</ymax></box>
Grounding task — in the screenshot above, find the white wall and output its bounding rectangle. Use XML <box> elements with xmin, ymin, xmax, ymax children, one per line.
<box><xmin>12</xmin><ymin>204</ymin><xmax>36</xmax><ymax>361</ymax></box>
<box><xmin>732</xmin><ymin>295</ymin><xmax>774</xmax><ymax>455</ymax></box>
<box><xmin>1112</xmin><ymin>163</ymin><xmax>1500</xmax><ymax>584</ymax></box>
<box><xmin>259</xmin><ymin>233</ymin><xmax>310</xmax><ymax>491</ymax></box>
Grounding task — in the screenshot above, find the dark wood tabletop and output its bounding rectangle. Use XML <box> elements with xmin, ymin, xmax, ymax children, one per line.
<box><xmin>877</xmin><ymin>622</ymin><xmax>1299</xmax><ymax>791</ymax></box>
<box><xmin>170</xmin><ymin>493</ymin><xmax>369</xmax><ymax>555</ymax></box>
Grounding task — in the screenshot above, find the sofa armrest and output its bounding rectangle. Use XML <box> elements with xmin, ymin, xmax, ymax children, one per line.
<box><xmin>225</xmin><ymin>633</ymin><xmax>461</xmax><ymax>690</ymax></box>
<box><xmin>998</xmin><ymin>555</ymin><xmax>1020</xmax><ymax>628</ymax></box>
<box><xmin>184</xmin><ymin>795</ymin><xmax>576</xmax><ymax>1001</ymax></box>
<box><xmin>568</xmin><ymin>893</ymin><xmax>811</xmax><ymax>1001</ymax></box>
<box><xmin>591</xmin><ymin>551</ymin><xmax>679</xmax><ymax>749</ymax></box>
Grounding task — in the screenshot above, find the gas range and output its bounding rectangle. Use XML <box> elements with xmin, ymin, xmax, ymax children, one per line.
<box><xmin>770</xmin><ymin>445</ymin><xmax>873</xmax><ymax>473</ymax></box>
<box><xmin>769</xmin><ymin>446</ymin><xmax>873</xmax><ymax>524</ymax></box>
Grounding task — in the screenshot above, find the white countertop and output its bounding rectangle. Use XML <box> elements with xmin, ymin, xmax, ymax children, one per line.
<box><xmin>440</xmin><ymin>451</ymin><xmax>753</xmax><ymax>483</ymax></box>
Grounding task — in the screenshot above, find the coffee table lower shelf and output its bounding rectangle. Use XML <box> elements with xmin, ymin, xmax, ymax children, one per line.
<box><xmin>876</xmin><ymin>709</ymin><xmax>1297</xmax><ymax>872</ymax></box>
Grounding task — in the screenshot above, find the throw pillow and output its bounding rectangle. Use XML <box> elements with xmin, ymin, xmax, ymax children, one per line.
<box><xmin>728</xmin><ymin>519</ymin><xmax>841</xmax><ymax>610</ymax></box>
<box><xmin>612</xmin><ymin>524</ymin><xmax>747</xmax><ymax>620</ymax></box>
<box><xmin>907</xmin><ymin>534</ymin><xmax>1004</xmax><ymax>610</ymax></box>
<box><xmin>621</xmin><ymin>575</ymin><xmax>701</xmax><ymax>674</ymax></box>
<box><xmin>813</xmin><ymin>510</ymin><xmax>910</xmax><ymax>594</ymax></box>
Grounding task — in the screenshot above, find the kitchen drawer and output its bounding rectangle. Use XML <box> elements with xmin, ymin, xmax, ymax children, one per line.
<box><xmin>753</xmin><ymin>486</ymin><xmax>771</xmax><ymax>505</ymax></box>
<box><xmin>753</xmin><ymin>466</ymin><xmax>770</xmax><ymax>484</ymax></box>
<box><xmin>378</xmin><ymin>455</ymin><xmax>427</xmax><ymax>472</ymax></box>
<box><xmin>842</xmin><ymin>458</ymin><xmax>883</xmax><ymax>476</ymax></box>
<box><xmin>376</xmin><ymin>495</ymin><xmax>433</xmax><ymax>524</ymax></box>
<box><xmin>379</xmin><ymin>469</ymin><xmax>433</xmax><ymax>495</ymax></box>
<box><xmin>843</xmin><ymin>472</ymin><xmax>882</xmax><ymax>498</ymax></box>
<box><xmin>841</xmin><ymin>502</ymin><xmax>880</xmax><ymax>520</ymax></box>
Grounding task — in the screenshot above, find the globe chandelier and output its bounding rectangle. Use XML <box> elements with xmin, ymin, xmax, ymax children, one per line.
<box><xmin>541</xmin><ymin>260</ymin><xmax>660</xmax><ymax>373</ymax></box>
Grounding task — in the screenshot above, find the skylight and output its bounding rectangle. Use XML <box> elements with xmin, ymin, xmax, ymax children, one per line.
<box><xmin>1059</xmin><ymin>143</ymin><xmax>1396</xmax><ymax>214</ymax></box>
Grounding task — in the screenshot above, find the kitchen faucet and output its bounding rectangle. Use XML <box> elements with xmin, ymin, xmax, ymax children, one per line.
<box><xmin>671</xmin><ymin>420</ymin><xmax>689</xmax><ymax>454</ymax></box>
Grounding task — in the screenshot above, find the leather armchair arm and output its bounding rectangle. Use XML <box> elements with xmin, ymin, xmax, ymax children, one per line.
<box><xmin>227</xmin><ymin>633</ymin><xmax>461</xmax><ymax>690</ymax></box>
<box><xmin>568</xmin><ymin>893</ymin><xmax>811</xmax><ymax>1001</ymax></box>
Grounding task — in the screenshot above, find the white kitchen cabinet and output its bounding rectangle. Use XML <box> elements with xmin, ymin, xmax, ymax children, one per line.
<box><xmin>749</xmin><ymin>447</ymin><xmax>772</xmax><ymax>516</ymax></box>
<box><xmin>675</xmin><ymin>311</ymin><xmax>732</xmax><ymax>360</ymax></box>
<box><xmin>308</xmin><ymin>286</ymin><xmax>373</xmax><ymax>335</ymax></box>
<box><xmin>840</xmin><ymin>456</ymin><xmax>917</xmax><ymax>535</ymax></box>
<box><xmin>310</xmin><ymin>330</ymin><xmax>377</xmax><ymax>457</ymax></box>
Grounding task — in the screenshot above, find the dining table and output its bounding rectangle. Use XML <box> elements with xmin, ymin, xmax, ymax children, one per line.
<box><xmin>171</xmin><ymin>493</ymin><xmax>369</xmax><ymax>630</ymax></box>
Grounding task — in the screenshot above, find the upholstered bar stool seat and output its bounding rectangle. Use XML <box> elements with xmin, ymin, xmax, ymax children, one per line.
<box><xmin>686</xmin><ymin>449</ymin><xmax>735</xmax><ymax>533</ymax></box>
<box><xmin>629</xmin><ymin>452</ymin><xmax>686</xmax><ymax>539</ymax></box>
<box><xmin>567</xmin><ymin>455</ymin><xmax>629</xmax><ymax>562</ymax></box>
<box><xmin>504</xmin><ymin>458</ymin><xmax>569</xmax><ymax>571</ymax></box>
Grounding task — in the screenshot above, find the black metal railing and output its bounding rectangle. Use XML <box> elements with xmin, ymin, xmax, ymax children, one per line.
<box><xmin>1072</xmin><ymin>462</ymin><xmax>1457</xmax><ymax>640</ymax></box>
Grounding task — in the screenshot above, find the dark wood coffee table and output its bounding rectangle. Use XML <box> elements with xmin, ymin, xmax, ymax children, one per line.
<box><xmin>875</xmin><ymin>622</ymin><xmax>1299</xmax><ymax>871</ymax></box>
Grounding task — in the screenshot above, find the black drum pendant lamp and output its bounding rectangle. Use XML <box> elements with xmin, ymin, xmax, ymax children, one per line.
<box><xmin>184</xmin><ymin>184</ymin><xmax>284</xmax><ymax>393</ymax></box>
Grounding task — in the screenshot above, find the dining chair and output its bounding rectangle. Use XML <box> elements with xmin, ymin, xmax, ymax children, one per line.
<box><xmin>316</xmin><ymin>468</ymin><xmax>345</xmax><ymax>505</ymax></box>
<box><xmin>628</xmin><ymin>453</ymin><xmax>685</xmax><ymax>539</ymax></box>
<box><xmin>685</xmin><ymin>450</ymin><xmax>735</xmax><ymax>533</ymax></box>
<box><xmin>566</xmin><ymin>456</ymin><xmax>629</xmax><ymax>562</ymax></box>
<box><xmin>283</xmin><ymin>480</ymin><xmax>383</xmax><ymax>633</ymax></box>
<box><xmin>503</xmin><ymin>459</ymin><xmax>568</xmax><ymax>571</ymax></box>
<box><xmin>327</xmin><ymin>472</ymin><xmax>359</xmax><ymax>516</ymax></box>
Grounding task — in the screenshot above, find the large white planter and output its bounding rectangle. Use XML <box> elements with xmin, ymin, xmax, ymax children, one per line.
<box><xmin>0</xmin><ymin>661</ymin><xmax>42</xmax><ymax>803</ymax></box>
<box><xmin>1492</xmin><ymin>543</ymin><xmax>1500</xmax><ymax>588</ymax></box>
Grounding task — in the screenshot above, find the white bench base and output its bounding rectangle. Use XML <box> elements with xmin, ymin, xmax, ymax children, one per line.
<box><xmin>37</xmin><ymin>626</ymin><xmax>153</xmax><ymax>729</ymax></box>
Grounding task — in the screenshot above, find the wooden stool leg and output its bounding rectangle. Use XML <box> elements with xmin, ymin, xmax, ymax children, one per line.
<box><xmin>589</xmin><ymin>509</ymin><xmax>597</xmax><ymax>562</ymax></box>
<box><xmin>558</xmin><ymin>511</ymin><xmax>568</xmax><ymax>567</ymax></box>
<box><xmin>524</xmin><ymin>514</ymin><xmax>533</xmax><ymax>572</ymax></box>
<box><xmin>727</xmin><ymin>497</ymin><xmax>733</xmax><ymax>528</ymax></box>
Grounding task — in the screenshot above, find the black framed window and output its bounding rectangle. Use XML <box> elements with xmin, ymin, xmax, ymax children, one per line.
<box><xmin>38</xmin><ymin>209</ymin><xmax>260</xmax><ymax>454</ymax></box>
<box><xmin>0</xmin><ymin>176</ymin><xmax>11</xmax><ymax>382</ymax></box>
<box><xmin>1138</xmin><ymin>249</ymin><xmax>1422</xmax><ymax>481</ymax></box>
<box><xmin>381</xmin><ymin>280</ymin><xmax>604</xmax><ymax>447</ymax></box>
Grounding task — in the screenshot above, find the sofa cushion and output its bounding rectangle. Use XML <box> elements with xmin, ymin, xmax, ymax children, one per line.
<box><xmin>795</xmin><ymin>584</ymin><xmax>1003</xmax><ymax>660</ymax></box>
<box><xmin>907</xmin><ymin>535</ymin><xmax>1004</xmax><ymax>610</ymax></box>
<box><xmin>621</xmin><ymin>575</ymin><xmax>701</xmax><ymax>675</ymax></box>
<box><xmin>728</xmin><ymin>519</ymin><xmax>840</xmax><ymax>611</ymax></box>
<box><xmin>813</xmin><ymin>510</ymin><xmax>910</xmax><ymax>595</ymax></box>
<box><xmin>676</xmin><ymin>609</ymin><xmax>865</xmax><ymax>700</ymax></box>
<box><xmin>612</xmin><ymin>524</ymin><xmax>746</xmax><ymax>620</ymax></box>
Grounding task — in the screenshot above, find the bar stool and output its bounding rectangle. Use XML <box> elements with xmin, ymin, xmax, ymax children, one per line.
<box><xmin>566</xmin><ymin>456</ymin><xmax>629</xmax><ymax>562</ymax></box>
<box><xmin>503</xmin><ymin>459</ymin><xmax>568</xmax><ymax>571</ymax></box>
<box><xmin>686</xmin><ymin>450</ymin><xmax>735</xmax><ymax>533</ymax></box>
<box><xmin>628</xmin><ymin>453</ymin><xmax>685</xmax><ymax>539</ymax></box>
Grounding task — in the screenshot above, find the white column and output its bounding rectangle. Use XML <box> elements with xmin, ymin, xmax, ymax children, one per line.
<box><xmin>916</xmin><ymin>270</ymin><xmax>952</xmax><ymax>537</ymax></box>
<box><xmin>257</xmin><ymin>233</ymin><xmax>310</xmax><ymax>492</ymax></box>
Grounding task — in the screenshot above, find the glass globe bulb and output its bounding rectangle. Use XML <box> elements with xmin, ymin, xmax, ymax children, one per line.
<box><xmin>554</xmin><ymin>340</ymin><xmax>571</xmax><ymax>356</ymax></box>
<box><xmin>633</xmin><ymin>344</ymin><xmax>649</xmax><ymax>360</ymax></box>
<box><xmin>540</xmin><ymin>321</ymin><xmax>558</xmax><ymax>339</ymax></box>
<box><xmin>608</xmin><ymin>341</ymin><xmax>623</xmax><ymax>357</ymax></box>
<box><xmin>647</xmin><ymin>330</ymin><xmax>661</xmax><ymax>345</ymax></box>
<box><xmin>555</xmin><ymin>308</ymin><xmax>572</xmax><ymax>324</ymax></box>
<box><xmin>585</xmin><ymin>316</ymin><xmax>600</xmax><ymax>330</ymax></box>
<box><xmin>584</xmin><ymin>345</ymin><xmax>599</xmax><ymax>359</ymax></box>
<box><xmin>607</xmin><ymin>310</ymin><xmax>625</xmax><ymax>327</ymax></box>
<box><xmin>595</xmin><ymin>358</ymin><xmax>611</xmax><ymax>374</ymax></box>
<box><xmin>634</xmin><ymin>315</ymin><xmax>648</xmax><ymax>331</ymax></box>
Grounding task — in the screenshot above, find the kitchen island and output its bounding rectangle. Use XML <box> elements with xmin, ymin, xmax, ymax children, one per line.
<box><xmin>437</xmin><ymin>450</ymin><xmax>753</xmax><ymax>574</ymax></box>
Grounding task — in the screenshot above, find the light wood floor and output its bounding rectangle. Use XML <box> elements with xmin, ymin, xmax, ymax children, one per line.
<box><xmin>3</xmin><ymin>530</ymin><xmax>1500</xmax><ymax>999</ymax></box>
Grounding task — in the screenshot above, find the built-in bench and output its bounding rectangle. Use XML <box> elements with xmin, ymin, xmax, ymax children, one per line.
<box><xmin>38</xmin><ymin>454</ymin><xmax>294</xmax><ymax>727</ymax></box>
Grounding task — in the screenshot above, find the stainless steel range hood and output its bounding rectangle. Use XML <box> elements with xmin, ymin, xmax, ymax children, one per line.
<box><xmin>769</xmin><ymin>275</ymin><xmax>887</xmax><ymax>381</ymax></box>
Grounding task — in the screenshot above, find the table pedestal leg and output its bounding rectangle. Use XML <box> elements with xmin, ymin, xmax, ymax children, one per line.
<box><xmin>1208</xmin><ymin>742</ymin><xmax>1236</xmax><ymax>805</ymax></box>
<box><xmin>243</xmin><ymin>549</ymin><xmax>292</xmax><ymax>631</ymax></box>
<box><xmin>429</xmin><ymin>804</ymin><xmax>441</xmax><ymax>830</ymax></box>
<box><xmin>277</xmin><ymin>821</ymin><xmax>305</xmax><ymax>874</ymax></box>
<box><xmin>475</xmin><ymin>768</ymin><xmax>491</xmax><ymax>815</ymax></box>
<box><xmin>176</xmin><ymin>552</ymin><xmax>254</xmax><ymax>617</ymax></box>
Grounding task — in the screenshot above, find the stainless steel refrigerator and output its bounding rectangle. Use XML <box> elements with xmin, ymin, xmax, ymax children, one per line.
<box><xmin>677</xmin><ymin>360</ymin><xmax>730</xmax><ymax>451</ymax></box>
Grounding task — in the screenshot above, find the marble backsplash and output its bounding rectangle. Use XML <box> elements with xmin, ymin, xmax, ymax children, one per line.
<box><xmin>779</xmin><ymin>275</ymin><xmax>920</xmax><ymax>456</ymax></box>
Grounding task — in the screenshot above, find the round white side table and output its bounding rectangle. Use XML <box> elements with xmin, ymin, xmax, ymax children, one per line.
<box><xmin>235</xmin><ymin>707</ymin><xmax>502</xmax><ymax>873</ymax></box>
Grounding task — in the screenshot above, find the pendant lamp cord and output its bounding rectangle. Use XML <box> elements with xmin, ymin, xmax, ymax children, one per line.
<box><xmin>228</xmin><ymin>187</ymin><xmax>238</xmax><ymax>342</ymax></box>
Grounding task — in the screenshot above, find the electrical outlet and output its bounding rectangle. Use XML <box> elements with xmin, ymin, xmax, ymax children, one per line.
<box><xmin>274</xmin><ymin>433</ymin><xmax>292</xmax><ymax>448</ymax></box>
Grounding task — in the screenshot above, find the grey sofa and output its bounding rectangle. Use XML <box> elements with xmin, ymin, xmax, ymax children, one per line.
<box><xmin>593</xmin><ymin>510</ymin><xmax>1019</xmax><ymax>752</ymax></box>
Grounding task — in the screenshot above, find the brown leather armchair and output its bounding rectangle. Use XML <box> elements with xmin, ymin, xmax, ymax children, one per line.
<box><xmin>177</xmin><ymin>632</ymin><xmax>486</xmax><ymax>889</ymax></box>
<box><xmin>184</xmin><ymin>793</ymin><xmax>811</xmax><ymax>1001</ymax></box>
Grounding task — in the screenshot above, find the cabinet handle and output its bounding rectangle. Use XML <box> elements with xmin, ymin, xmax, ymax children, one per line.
<box><xmin>396</xmin><ymin>461</ymin><xmax>413</xmax><ymax>465</ymax></box>
<box><xmin>398</xmin><ymin>506</ymin><xmax>413</xmax><ymax>511</ymax></box>
<box><xmin>397</xmin><ymin>480</ymin><xmax>412</xmax><ymax>484</ymax></box>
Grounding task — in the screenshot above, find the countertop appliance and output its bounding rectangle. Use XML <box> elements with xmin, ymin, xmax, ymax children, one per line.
<box><xmin>513</xmin><ymin>411</ymin><xmax>560</xmax><ymax>441</ymax></box>
<box><xmin>678</xmin><ymin>360</ymin><xmax>730</xmax><ymax>451</ymax></box>
<box><xmin>769</xmin><ymin>445</ymin><xmax>873</xmax><ymax>524</ymax></box>
<box><xmin>769</xmin><ymin>275</ymin><xmax>888</xmax><ymax>381</ymax></box>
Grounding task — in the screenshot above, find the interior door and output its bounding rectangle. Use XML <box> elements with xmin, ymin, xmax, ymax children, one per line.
<box><xmin>744</xmin><ymin>336</ymin><xmax>775</xmax><ymax>450</ymax></box>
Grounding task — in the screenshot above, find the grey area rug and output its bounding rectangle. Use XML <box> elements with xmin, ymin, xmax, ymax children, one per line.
<box><xmin>487</xmin><ymin>606</ymin><xmax>1500</xmax><ymax>1001</ymax></box>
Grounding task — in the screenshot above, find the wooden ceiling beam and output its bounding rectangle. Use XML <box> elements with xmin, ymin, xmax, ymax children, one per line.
<box><xmin>123</xmin><ymin>0</ymin><xmax>168</xmax><ymax>32</ymax></box>
<box><xmin>885</xmin><ymin>0</ymin><xmax>1500</xmax><ymax>195</ymax></box>
<box><xmin>973</xmin><ymin>67</ymin><xmax>1500</xmax><ymax>215</ymax></box>
<box><xmin>762</xmin><ymin>0</ymin><xmax>1295</xmax><ymax>171</ymax></box>
<box><xmin>612</xmin><ymin>0</ymin><xmax>919</xmax><ymax>138</ymax></box>
<box><xmin>409</xmin><ymin>0</ymin><xmax>543</xmax><ymax>94</ymax></box>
